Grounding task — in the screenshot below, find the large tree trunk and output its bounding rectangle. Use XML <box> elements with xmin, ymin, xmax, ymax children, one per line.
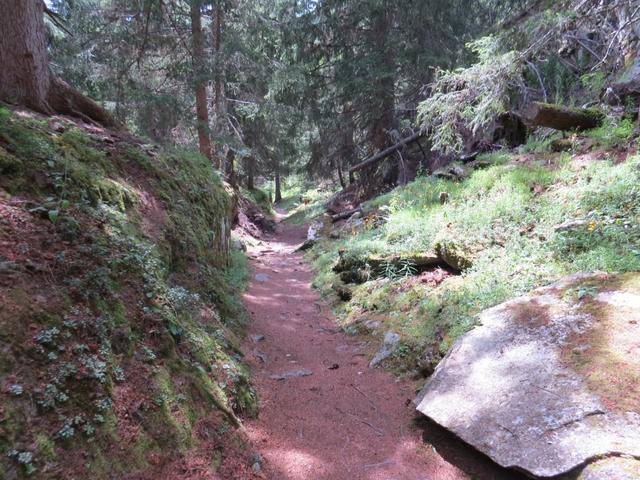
<box><xmin>338</xmin><ymin>107</ymin><xmax>355</xmax><ymax>188</ymax></box>
<box><xmin>0</xmin><ymin>0</ymin><xmax>51</xmax><ymax>113</ymax></box>
<box><xmin>0</xmin><ymin>0</ymin><xmax>116</xmax><ymax>127</ymax></box>
<box><xmin>522</xmin><ymin>102</ymin><xmax>604</xmax><ymax>131</ymax></box>
<box><xmin>190</xmin><ymin>0</ymin><xmax>213</xmax><ymax>163</ymax></box>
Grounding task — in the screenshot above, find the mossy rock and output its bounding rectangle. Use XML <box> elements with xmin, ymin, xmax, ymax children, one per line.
<box><xmin>332</xmin><ymin>283</ymin><xmax>353</xmax><ymax>301</ymax></box>
<box><xmin>339</xmin><ymin>269</ymin><xmax>371</xmax><ymax>284</ymax></box>
<box><xmin>417</xmin><ymin>272</ymin><xmax>640</xmax><ymax>479</ymax></box>
<box><xmin>434</xmin><ymin>239</ymin><xmax>474</xmax><ymax>271</ymax></box>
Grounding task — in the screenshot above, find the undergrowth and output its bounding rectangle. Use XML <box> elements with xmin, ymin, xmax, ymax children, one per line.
<box><xmin>308</xmin><ymin>145</ymin><xmax>640</xmax><ymax>375</ymax></box>
<box><xmin>0</xmin><ymin>108</ymin><xmax>255</xmax><ymax>479</ymax></box>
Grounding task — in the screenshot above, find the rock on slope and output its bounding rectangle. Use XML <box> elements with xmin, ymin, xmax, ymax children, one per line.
<box><xmin>0</xmin><ymin>108</ymin><xmax>259</xmax><ymax>479</ymax></box>
<box><xmin>416</xmin><ymin>272</ymin><xmax>640</xmax><ymax>479</ymax></box>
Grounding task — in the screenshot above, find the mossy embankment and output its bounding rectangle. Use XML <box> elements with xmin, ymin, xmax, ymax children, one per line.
<box><xmin>0</xmin><ymin>108</ymin><xmax>258</xmax><ymax>479</ymax></box>
<box><xmin>304</xmin><ymin>124</ymin><xmax>640</xmax><ymax>377</ymax></box>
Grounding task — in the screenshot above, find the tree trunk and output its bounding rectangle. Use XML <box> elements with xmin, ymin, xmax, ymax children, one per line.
<box><xmin>0</xmin><ymin>0</ymin><xmax>116</xmax><ymax>127</ymax></box>
<box><xmin>190</xmin><ymin>0</ymin><xmax>213</xmax><ymax>162</ymax></box>
<box><xmin>246</xmin><ymin>156</ymin><xmax>255</xmax><ymax>190</ymax></box>
<box><xmin>0</xmin><ymin>0</ymin><xmax>51</xmax><ymax>113</ymax></box>
<box><xmin>274</xmin><ymin>168</ymin><xmax>282</xmax><ymax>203</ymax></box>
<box><xmin>225</xmin><ymin>149</ymin><xmax>236</xmax><ymax>187</ymax></box>
<box><xmin>211</xmin><ymin>1</ymin><xmax>224</xmax><ymax>122</ymax></box>
<box><xmin>348</xmin><ymin>130</ymin><xmax>424</xmax><ymax>176</ymax></box>
<box><xmin>522</xmin><ymin>102</ymin><xmax>604</xmax><ymax>131</ymax></box>
<box><xmin>210</xmin><ymin>0</ymin><xmax>228</xmax><ymax>167</ymax></box>
<box><xmin>336</xmin><ymin>160</ymin><xmax>346</xmax><ymax>189</ymax></box>
<box><xmin>370</xmin><ymin>9</ymin><xmax>395</xmax><ymax>151</ymax></box>
<box><xmin>339</xmin><ymin>107</ymin><xmax>354</xmax><ymax>188</ymax></box>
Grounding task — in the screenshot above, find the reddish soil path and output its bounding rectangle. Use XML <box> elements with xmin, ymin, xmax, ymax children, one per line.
<box><xmin>242</xmin><ymin>218</ymin><xmax>527</xmax><ymax>480</ymax></box>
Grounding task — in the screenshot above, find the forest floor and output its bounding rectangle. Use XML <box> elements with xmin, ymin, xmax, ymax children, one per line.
<box><xmin>240</xmin><ymin>210</ymin><xmax>526</xmax><ymax>480</ymax></box>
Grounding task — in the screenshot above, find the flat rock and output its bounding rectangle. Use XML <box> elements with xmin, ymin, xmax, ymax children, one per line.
<box><xmin>369</xmin><ymin>331</ymin><xmax>401</xmax><ymax>368</ymax></box>
<box><xmin>416</xmin><ymin>272</ymin><xmax>640</xmax><ymax>479</ymax></box>
<box><xmin>363</xmin><ymin>320</ymin><xmax>381</xmax><ymax>332</ymax></box>
<box><xmin>307</xmin><ymin>220</ymin><xmax>324</xmax><ymax>241</ymax></box>
<box><xmin>566</xmin><ymin>457</ymin><xmax>640</xmax><ymax>480</ymax></box>
<box><xmin>255</xmin><ymin>273</ymin><xmax>270</xmax><ymax>282</ymax></box>
<box><xmin>269</xmin><ymin>370</ymin><xmax>313</xmax><ymax>381</ymax></box>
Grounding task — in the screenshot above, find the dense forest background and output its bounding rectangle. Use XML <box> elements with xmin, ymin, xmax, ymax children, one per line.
<box><xmin>21</xmin><ymin>0</ymin><xmax>638</xmax><ymax>197</ymax></box>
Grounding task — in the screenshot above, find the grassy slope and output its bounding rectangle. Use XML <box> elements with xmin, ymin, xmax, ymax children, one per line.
<box><xmin>0</xmin><ymin>109</ymin><xmax>257</xmax><ymax>479</ymax></box>
<box><xmin>307</xmin><ymin>123</ymin><xmax>640</xmax><ymax>376</ymax></box>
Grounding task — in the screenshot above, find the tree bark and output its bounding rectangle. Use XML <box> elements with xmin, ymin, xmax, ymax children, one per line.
<box><xmin>211</xmin><ymin>1</ymin><xmax>224</xmax><ymax>122</ymax></box>
<box><xmin>0</xmin><ymin>0</ymin><xmax>116</xmax><ymax>127</ymax></box>
<box><xmin>190</xmin><ymin>0</ymin><xmax>213</xmax><ymax>162</ymax></box>
<box><xmin>225</xmin><ymin>148</ymin><xmax>236</xmax><ymax>187</ymax></box>
<box><xmin>336</xmin><ymin>159</ymin><xmax>346</xmax><ymax>189</ymax></box>
<box><xmin>246</xmin><ymin>156</ymin><xmax>255</xmax><ymax>190</ymax></box>
<box><xmin>0</xmin><ymin>0</ymin><xmax>51</xmax><ymax>113</ymax></box>
<box><xmin>370</xmin><ymin>8</ymin><xmax>395</xmax><ymax>151</ymax></box>
<box><xmin>274</xmin><ymin>168</ymin><xmax>282</xmax><ymax>203</ymax></box>
<box><xmin>338</xmin><ymin>107</ymin><xmax>354</xmax><ymax>188</ymax></box>
<box><xmin>210</xmin><ymin>0</ymin><xmax>228</xmax><ymax>168</ymax></box>
<box><xmin>522</xmin><ymin>102</ymin><xmax>604</xmax><ymax>131</ymax></box>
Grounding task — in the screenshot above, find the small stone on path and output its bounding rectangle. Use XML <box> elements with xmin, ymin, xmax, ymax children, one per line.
<box><xmin>369</xmin><ymin>331</ymin><xmax>401</xmax><ymax>368</ymax></box>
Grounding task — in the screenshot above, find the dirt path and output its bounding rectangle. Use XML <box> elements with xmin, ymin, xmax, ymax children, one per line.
<box><xmin>242</xmin><ymin>218</ymin><xmax>526</xmax><ymax>480</ymax></box>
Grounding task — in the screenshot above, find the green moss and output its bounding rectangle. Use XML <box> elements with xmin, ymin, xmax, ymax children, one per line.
<box><xmin>154</xmin><ymin>366</ymin><xmax>193</xmax><ymax>452</ymax></box>
<box><xmin>536</xmin><ymin>102</ymin><xmax>605</xmax><ymax>126</ymax></box>
<box><xmin>0</xmin><ymin>108</ymin><xmax>255</xmax><ymax>479</ymax></box>
<box><xmin>0</xmin><ymin>145</ymin><xmax>22</xmax><ymax>173</ymax></box>
<box><xmin>133</xmin><ymin>432</ymin><xmax>156</xmax><ymax>467</ymax></box>
<box><xmin>584</xmin><ymin>118</ymin><xmax>636</xmax><ymax>149</ymax></box>
<box><xmin>562</xmin><ymin>273</ymin><xmax>640</xmax><ymax>412</ymax></box>
<box><xmin>243</xmin><ymin>187</ymin><xmax>273</xmax><ymax>215</ymax></box>
<box><xmin>310</xmin><ymin>152</ymin><xmax>640</xmax><ymax>375</ymax></box>
<box><xmin>35</xmin><ymin>433</ymin><xmax>56</xmax><ymax>463</ymax></box>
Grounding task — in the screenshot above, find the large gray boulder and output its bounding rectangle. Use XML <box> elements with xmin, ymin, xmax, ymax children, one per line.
<box><xmin>416</xmin><ymin>272</ymin><xmax>640</xmax><ymax>479</ymax></box>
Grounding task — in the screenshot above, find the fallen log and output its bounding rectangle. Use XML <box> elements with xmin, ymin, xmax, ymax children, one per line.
<box><xmin>522</xmin><ymin>102</ymin><xmax>604</xmax><ymax>131</ymax></box>
<box><xmin>348</xmin><ymin>130</ymin><xmax>425</xmax><ymax>178</ymax></box>
<box><xmin>334</xmin><ymin>250</ymin><xmax>442</xmax><ymax>284</ymax></box>
<box><xmin>331</xmin><ymin>207</ymin><xmax>361</xmax><ymax>223</ymax></box>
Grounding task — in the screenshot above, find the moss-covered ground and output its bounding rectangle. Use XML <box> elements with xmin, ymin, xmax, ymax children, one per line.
<box><xmin>0</xmin><ymin>108</ymin><xmax>256</xmax><ymax>479</ymax></box>
<box><xmin>304</xmin><ymin>124</ymin><xmax>640</xmax><ymax>377</ymax></box>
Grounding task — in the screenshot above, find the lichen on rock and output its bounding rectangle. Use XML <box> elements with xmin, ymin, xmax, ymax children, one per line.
<box><xmin>416</xmin><ymin>272</ymin><xmax>640</xmax><ymax>479</ymax></box>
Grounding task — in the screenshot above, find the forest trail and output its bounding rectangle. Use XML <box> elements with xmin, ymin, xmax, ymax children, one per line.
<box><xmin>241</xmin><ymin>214</ymin><xmax>522</xmax><ymax>480</ymax></box>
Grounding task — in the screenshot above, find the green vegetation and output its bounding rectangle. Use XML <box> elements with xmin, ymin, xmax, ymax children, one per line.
<box><xmin>242</xmin><ymin>187</ymin><xmax>274</xmax><ymax>215</ymax></box>
<box><xmin>282</xmin><ymin>184</ymin><xmax>338</xmax><ymax>225</ymax></box>
<box><xmin>584</xmin><ymin>117</ymin><xmax>636</xmax><ymax>149</ymax></box>
<box><xmin>0</xmin><ymin>109</ymin><xmax>255</xmax><ymax>478</ymax></box>
<box><xmin>307</xmin><ymin>147</ymin><xmax>640</xmax><ymax>374</ymax></box>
